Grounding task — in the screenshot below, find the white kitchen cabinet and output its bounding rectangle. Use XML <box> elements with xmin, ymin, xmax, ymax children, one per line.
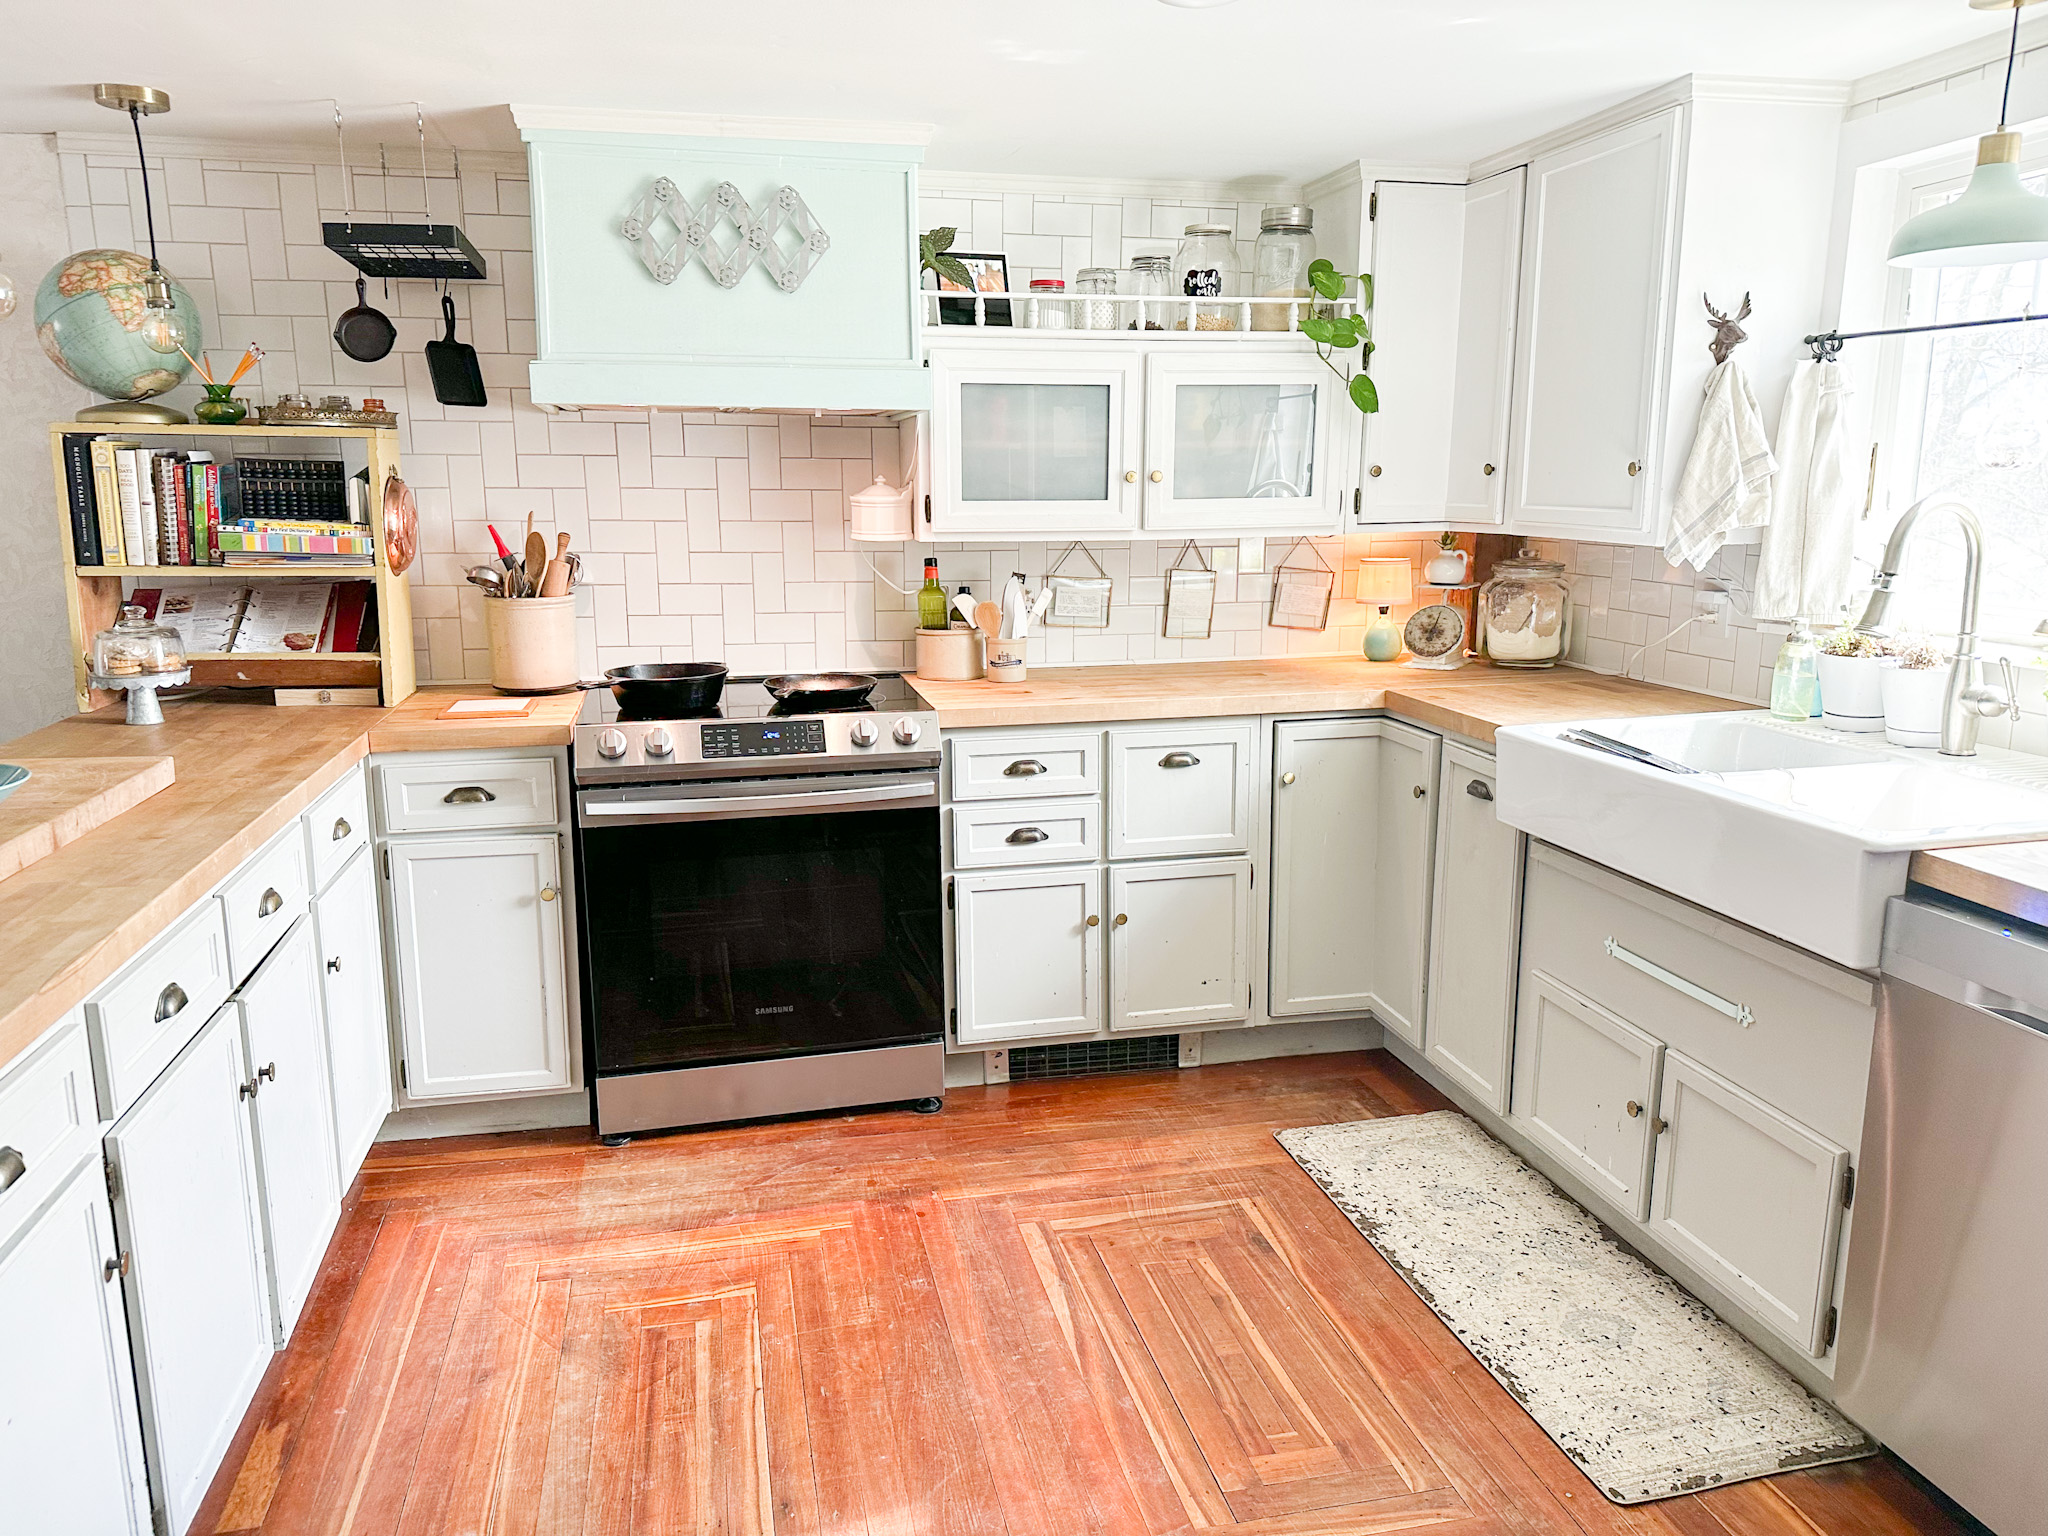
<box><xmin>1107</xmin><ymin>720</ymin><xmax>1254</xmax><ymax>859</ymax></box>
<box><xmin>1510</xmin><ymin>971</ymin><xmax>1664</xmax><ymax>1221</ymax></box>
<box><xmin>1107</xmin><ymin>859</ymin><xmax>1252</xmax><ymax>1033</ymax></box>
<box><xmin>313</xmin><ymin>846</ymin><xmax>392</xmax><ymax>1189</ymax></box>
<box><xmin>1505</xmin><ymin>107</ymin><xmax>1682</xmax><ymax>539</ymax></box>
<box><xmin>1423</xmin><ymin>745</ymin><xmax>1522</xmax><ymax>1112</ymax></box>
<box><xmin>386</xmin><ymin>834</ymin><xmax>572</xmax><ymax>1100</ymax></box>
<box><xmin>1268</xmin><ymin>718</ymin><xmax>1438</xmax><ymax>1035</ymax></box>
<box><xmin>1649</xmin><ymin>1051</ymin><xmax>1850</xmax><ymax>1357</ymax></box>
<box><xmin>105</xmin><ymin>1004</ymin><xmax>274</xmax><ymax>1536</ymax></box>
<box><xmin>1141</xmin><ymin>352</ymin><xmax>1348</xmax><ymax>532</ymax></box>
<box><xmin>1357</xmin><ymin>180</ymin><xmax>1464</xmax><ymax>526</ymax></box>
<box><xmin>953</xmin><ymin>865</ymin><xmax>1102</xmax><ymax>1044</ymax></box>
<box><xmin>239</xmin><ymin>920</ymin><xmax>340</xmax><ymax>1341</ymax></box>
<box><xmin>1444</xmin><ymin>168</ymin><xmax>1524</xmax><ymax>526</ymax></box>
<box><xmin>928</xmin><ymin>347</ymin><xmax>1142</xmax><ymax>538</ymax></box>
<box><xmin>0</xmin><ymin>1160</ymin><xmax>152</xmax><ymax>1536</ymax></box>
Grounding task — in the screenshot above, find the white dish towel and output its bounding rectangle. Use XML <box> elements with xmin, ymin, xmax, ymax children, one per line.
<box><xmin>1664</xmin><ymin>359</ymin><xmax>1777</xmax><ymax>570</ymax></box>
<box><xmin>1755</xmin><ymin>359</ymin><xmax>1855</xmax><ymax>622</ymax></box>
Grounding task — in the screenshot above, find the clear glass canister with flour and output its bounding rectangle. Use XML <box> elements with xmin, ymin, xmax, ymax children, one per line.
<box><xmin>1477</xmin><ymin>548</ymin><xmax>1571</xmax><ymax>667</ymax></box>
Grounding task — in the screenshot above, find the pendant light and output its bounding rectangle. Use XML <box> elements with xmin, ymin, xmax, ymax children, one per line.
<box><xmin>92</xmin><ymin>84</ymin><xmax>187</xmax><ymax>352</ymax></box>
<box><xmin>1890</xmin><ymin>0</ymin><xmax>2048</xmax><ymax>267</ymax></box>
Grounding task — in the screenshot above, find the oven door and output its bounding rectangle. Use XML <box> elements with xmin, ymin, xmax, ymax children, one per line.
<box><xmin>575</xmin><ymin>772</ymin><xmax>943</xmax><ymax>1076</ymax></box>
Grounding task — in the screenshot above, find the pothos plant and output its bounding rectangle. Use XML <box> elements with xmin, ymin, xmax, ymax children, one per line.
<box><xmin>1298</xmin><ymin>259</ymin><xmax>1379</xmax><ymax>415</ymax></box>
<box><xmin>920</xmin><ymin>227</ymin><xmax>973</xmax><ymax>291</ymax></box>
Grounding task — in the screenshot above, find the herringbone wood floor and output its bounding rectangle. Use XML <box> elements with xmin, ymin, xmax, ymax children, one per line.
<box><xmin>192</xmin><ymin>1051</ymin><xmax>1964</xmax><ymax>1536</ymax></box>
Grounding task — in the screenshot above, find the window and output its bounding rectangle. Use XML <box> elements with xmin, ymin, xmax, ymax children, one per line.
<box><xmin>1872</xmin><ymin>163</ymin><xmax>2048</xmax><ymax>646</ymax></box>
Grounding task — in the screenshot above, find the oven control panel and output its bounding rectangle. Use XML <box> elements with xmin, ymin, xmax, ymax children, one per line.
<box><xmin>701</xmin><ymin>720</ymin><xmax>826</xmax><ymax>759</ymax></box>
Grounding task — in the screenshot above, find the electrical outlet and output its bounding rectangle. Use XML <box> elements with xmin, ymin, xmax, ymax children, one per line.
<box><xmin>1694</xmin><ymin>586</ymin><xmax>1732</xmax><ymax>643</ymax></box>
<box><xmin>983</xmin><ymin>1049</ymin><xmax>1009</xmax><ymax>1084</ymax></box>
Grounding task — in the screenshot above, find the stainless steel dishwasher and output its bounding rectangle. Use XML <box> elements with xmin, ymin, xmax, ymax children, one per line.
<box><xmin>1836</xmin><ymin>892</ymin><xmax>2048</xmax><ymax>1536</ymax></box>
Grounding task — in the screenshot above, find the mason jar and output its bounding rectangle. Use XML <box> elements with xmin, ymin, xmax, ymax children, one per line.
<box><xmin>1028</xmin><ymin>277</ymin><xmax>1071</xmax><ymax>329</ymax></box>
<box><xmin>1252</xmin><ymin>205</ymin><xmax>1315</xmax><ymax>331</ymax></box>
<box><xmin>1074</xmin><ymin>267</ymin><xmax>1119</xmax><ymax>331</ymax></box>
<box><xmin>1173</xmin><ymin>224</ymin><xmax>1240</xmax><ymax>330</ymax></box>
<box><xmin>1125</xmin><ymin>254</ymin><xmax>1173</xmax><ymax>331</ymax></box>
<box><xmin>1477</xmin><ymin>548</ymin><xmax>1572</xmax><ymax>668</ymax></box>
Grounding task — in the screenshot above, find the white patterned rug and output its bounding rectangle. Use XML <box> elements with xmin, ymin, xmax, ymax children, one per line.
<box><xmin>1277</xmin><ymin>1111</ymin><xmax>1873</xmax><ymax>1504</ymax></box>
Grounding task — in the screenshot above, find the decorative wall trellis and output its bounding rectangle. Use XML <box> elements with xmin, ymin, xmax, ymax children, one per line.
<box><xmin>619</xmin><ymin>178</ymin><xmax>830</xmax><ymax>292</ymax></box>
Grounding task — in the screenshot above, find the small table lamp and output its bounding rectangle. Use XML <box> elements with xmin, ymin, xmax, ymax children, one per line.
<box><xmin>1357</xmin><ymin>558</ymin><xmax>1415</xmax><ymax>661</ymax></box>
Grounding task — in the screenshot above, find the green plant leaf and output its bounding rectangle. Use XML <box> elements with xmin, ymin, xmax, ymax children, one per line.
<box><xmin>1326</xmin><ymin>325</ymin><xmax>1362</xmax><ymax>349</ymax></box>
<box><xmin>1357</xmin><ymin>273</ymin><xmax>1373</xmax><ymax>309</ymax></box>
<box><xmin>1349</xmin><ymin>373</ymin><xmax>1380</xmax><ymax>414</ymax></box>
<box><xmin>927</xmin><ymin>226</ymin><xmax>957</xmax><ymax>253</ymax></box>
<box><xmin>933</xmin><ymin>254</ymin><xmax>974</xmax><ymax>290</ymax></box>
<box><xmin>1299</xmin><ymin>315</ymin><xmax>1339</xmax><ymax>345</ymax></box>
<box><xmin>1307</xmin><ymin>257</ymin><xmax>1335</xmax><ymax>283</ymax></box>
<box><xmin>1311</xmin><ymin>267</ymin><xmax>1345</xmax><ymax>301</ymax></box>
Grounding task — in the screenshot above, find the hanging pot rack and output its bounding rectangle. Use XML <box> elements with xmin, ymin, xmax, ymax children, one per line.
<box><xmin>320</xmin><ymin>102</ymin><xmax>488</xmax><ymax>281</ymax></box>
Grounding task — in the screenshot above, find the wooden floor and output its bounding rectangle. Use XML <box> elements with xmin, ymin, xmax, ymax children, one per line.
<box><xmin>194</xmin><ymin>1051</ymin><xmax>1966</xmax><ymax>1536</ymax></box>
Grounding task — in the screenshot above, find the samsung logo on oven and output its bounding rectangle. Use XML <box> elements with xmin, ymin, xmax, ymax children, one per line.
<box><xmin>754</xmin><ymin>1005</ymin><xmax>797</xmax><ymax>1015</ymax></box>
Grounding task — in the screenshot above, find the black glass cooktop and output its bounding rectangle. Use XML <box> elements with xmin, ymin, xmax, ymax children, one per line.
<box><xmin>579</xmin><ymin>673</ymin><xmax>924</xmax><ymax>726</ymax></box>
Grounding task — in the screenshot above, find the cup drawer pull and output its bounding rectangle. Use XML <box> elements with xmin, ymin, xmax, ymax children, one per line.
<box><xmin>332</xmin><ymin>816</ymin><xmax>352</xmax><ymax>841</ymax></box>
<box><xmin>1466</xmin><ymin>779</ymin><xmax>1494</xmax><ymax>802</ymax></box>
<box><xmin>1005</xmin><ymin>827</ymin><xmax>1050</xmax><ymax>845</ymax></box>
<box><xmin>257</xmin><ymin>887</ymin><xmax>284</xmax><ymax>918</ymax></box>
<box><xmin>444</xmin><ymin>785</ymin><xmax>498</xmax><ymax>804</ymax></box>
<box><xmin>153</xmin><ymin>982</ymin><xmax>188</xmax><ymax>1024</ymax></box>
<box><xmin>0</xmin><ymin>1145</ymin><xmax>25</xmax><ymax>1193</ymax></box>
<box><xmin>1604</xmin><ymin>936</ymin><xmax>1754</xmax><ymax>1028</ymax></box>
<box><xmin>1002</xmin><ymin>760</ymin><xmax>1046</xmax><ymax>778</ymax></box>
<box><xmin>1158</xmin><ymin>751</ymin><xmax>1201</xmax><ymax>769</ymax></box>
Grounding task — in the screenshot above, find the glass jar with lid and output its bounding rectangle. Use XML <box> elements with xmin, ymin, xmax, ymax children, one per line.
<box><xmin>1028</xmin><ymin>277</ymin><xmax>1070</xmax><ymax>329</ymax></box>
<box><xmin>1125</xmin><ymin>254</ymin><xmax>1172</xmax><ymax>330</ymax></box>
<box><xmin>1074</xmin><ymin>267</ymin><xmax>1119</xmax><ymax>331</ymax></box>
<box><xmin>1252</xmin><ymin>205</ymin><xmax>1315</xmax><ymax>331</ymax></box>
<box><xmin>1477</xmin><ymin>548</ymin><xmax>1572</xmax><ymax>668</ymax></box>
<box><xmin>1173</xmin><ymin>224</ymin><xmax>1240</xmax><ymax>330</ymax></box>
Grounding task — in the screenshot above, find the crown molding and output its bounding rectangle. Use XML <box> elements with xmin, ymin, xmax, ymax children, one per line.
<box><xmin>511</xmin><ymin>105</ymin><xmax>933</xmax><ymax>146</ymax></box>
<box><xmin>53</xmin><ymin>130</ymin><xmax>529</xmax><ymax>175</ymax></box>
<box><xmin>919</xmin><ymin>166</ymin><xmax>1300</xmax><ymax>203</ymax></box>
<box><xmin>1850</xmin><ymin>12</ymin><xmax>2048</xmax><ymax>108</ymax></box>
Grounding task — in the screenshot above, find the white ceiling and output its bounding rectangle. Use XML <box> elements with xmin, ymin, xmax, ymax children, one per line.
<box><xmin>0</xmin><ymin>1</ymin><xmax>2016</xmax><ymax>182</ymax></box>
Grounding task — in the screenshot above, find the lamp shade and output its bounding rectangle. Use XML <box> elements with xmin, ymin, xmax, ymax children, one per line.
<box><xmin>1356</xmin><ymin>557</ymin><xmax>1415</xmax><ymax>608</ymax></box>
<box><xmin>1890</xmin><ymin>131</ymin><xmax>2048</xmax><ymax>267</ymax></box>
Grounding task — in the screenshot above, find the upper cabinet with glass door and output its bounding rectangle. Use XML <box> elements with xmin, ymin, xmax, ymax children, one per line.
<box><xmin>1141</xmin><ymin>352</ymin><xmax>1349</xmax><ymax>533</ymax></box>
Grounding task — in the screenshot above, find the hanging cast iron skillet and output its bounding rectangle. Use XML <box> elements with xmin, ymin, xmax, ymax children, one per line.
<box><xmin>425</xmin><ymin>292</ymin><xmax>488</xmax><ymax>406</ymax></box>
<box><xmin>577</xmin><ymin>662</ymin><xmax>729</xmax><ymax>715</ymax></box>
<box><xmin>761</xmin><ymin>672</ymin><xmax>879</xmax><ymax>711</ymax></box>
<box><xmin>332</xmin><ymin>276</ymin><xmax>397</xmax><ymax>362</ymax></box>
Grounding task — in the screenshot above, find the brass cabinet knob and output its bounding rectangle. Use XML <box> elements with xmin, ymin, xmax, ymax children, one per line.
<box><xmin>1280</xmin><ymin>771</ymin><xmax>1296</xmax><ymax>785</ymax></box>
<box><xmin>1626</xmin><ymin>1100</ymin><xmax>1643</xmax><ymax>1118</ymax></box>
<box><xmin>1627</xmin><ymin>460</ymin><xmax>1642</xmax><ymax>477</ymax></box>
<box><xmin>540</xmin><ymin>885</ymin><xmax>558</xmax><ymax>902</ymax></box>
<box><xmin>1149</xmin><ymin>470</ymin><xmax>1164</xmax><ymax>483</ymax></box>
<box><xmin>1482</xmin><ymin>463</ymin><xmax>1496</xmax><ymax>476</ymax></box>
<box><xmin>1114</xmin><ymin>913</ymin><xmax>1128</xmax><ymax>927</ymax></box>
<box><xmin>1086</xmin><ymin>914</ymin><xmax>1101</xmax><ymax>928</ymax></box>
<box><xmin>1369</xmin><ymin>465</ymin><xmax>1383</xmax><ymax>477</ymax></box>
<box><xmin>1412</xmin><ymin>784</ymin><xmax>1426</xmax><ymax>799</ymax></box>
<box><xmin>1124</xmin><ymin>470</ymin><xmax>1138</xmax><ymax>483</ymax></box>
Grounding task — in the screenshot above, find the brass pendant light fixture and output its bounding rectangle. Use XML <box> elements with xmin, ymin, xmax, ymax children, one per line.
<box><xmin>92</xmin><ymin>84</ymin><xmax>187</xmax><ymax>354</ymax></box>
<box><xmin>1889</xmin><ymin>0</ymin><xmax>2048</xmax><ymax>267</ymax></box>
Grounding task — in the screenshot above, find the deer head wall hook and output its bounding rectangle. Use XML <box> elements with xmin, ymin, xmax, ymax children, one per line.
<box><xmin>1705</xmin><ymin>292</ymin><xmax>1751</xmax><ymax>366</ymax></box>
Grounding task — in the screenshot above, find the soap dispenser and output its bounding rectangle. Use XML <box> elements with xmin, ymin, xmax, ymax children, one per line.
<box><xmin>1770</xmin><ymin>621</ymin><xmax>1821</xmax><ymax>722</ymax></box>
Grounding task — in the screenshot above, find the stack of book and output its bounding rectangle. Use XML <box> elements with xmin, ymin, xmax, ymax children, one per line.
<box><xmin>61</xmin><ymin>433</ymin><xmax>371</xmax><ymax>568</ymax></box>
<box><xmin>129</xmin><ymin>580</ymin><xmax>378</xmax><ymax>655</ymax></box>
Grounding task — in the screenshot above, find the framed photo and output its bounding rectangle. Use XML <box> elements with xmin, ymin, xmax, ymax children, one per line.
<box><xmin>937</xmin><ymin>252</ymin><xmax>1012</xmax><ymax>326</ymax></box>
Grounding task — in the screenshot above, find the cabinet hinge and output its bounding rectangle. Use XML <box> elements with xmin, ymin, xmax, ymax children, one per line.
<box><xmin>1824</xmin><ymin>1305</ymin><xmax>1839</xmax><ymax>1350</ymax></box>
<box><xmin>949</xmin><ymin>1006</ymin><xmax>957</xmax><ymax>1036</ymax></box>
<box><xmin>1369</xmin><ymin>191</ymin><xmax>1378</xmax><ymax>221</ymax></box>
<box><xmin>399</xmin><ymin>1058</ymin><xmax>408</xmax><ymax>1091</ymax></box>
<box><xmin>1841</xmin><ymin>1165</ymin><xmax>1855</xmax><ymax>1210</ymax></box>
<box><xmin>923</xmin><ymin>494</ymin><xmax>932</xmax><ymax>526</ymax></box>
<box><xmin>1352</xmin><ymin>486</ymin><xmax>1361</xmax><ymax>517</ymax></box>
<box><xmin>946</xmin><ymin>876</ymin><xmax>955</xmax><ymax>911</ymax></box>
<box><xmin>382</xmin><ymin>845</ymin><xmax>392</xmax><ymax>879</ymax></box>
<box><xmin>102</xmin><ymin>1153</ymin><xmax>121</xmax><ymax>1203</ymax></box>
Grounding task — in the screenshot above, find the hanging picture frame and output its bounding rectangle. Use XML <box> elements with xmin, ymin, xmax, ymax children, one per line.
<box><xmin>1045</xmin><ymin>542</ymin><xmax>1113</xmax><ymax>628</ymax></box>
<box><xmin>1163</xmin><ymin>541</ymin><xmax>1216</xmax><ymax>639</ymax></box>
<box><xmin>1268</xmin><ymin>537</ymin><xmax>1335</xmax><ymax>631</ymax></box>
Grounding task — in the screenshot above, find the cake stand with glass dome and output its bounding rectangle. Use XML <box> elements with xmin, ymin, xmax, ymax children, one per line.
<box><xmin>88</xmin><ymin>606</ymin><xmax>191</xmax><ymax>724</ymax></box>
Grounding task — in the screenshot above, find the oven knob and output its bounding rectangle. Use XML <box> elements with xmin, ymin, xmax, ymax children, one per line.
<box><xmin>892</xmin><ymin>717</ymin><xmax>923</xmax><ymax>746</ymax></box>
<box><xmin>596</xmin><ymin>728</ymin><xmax>628</xmax><ymax>760</ymax></box>
<box><xmin>643</xmin><ymin>726</ymin><xmax>674</xmax><ymax>757</ymax></box>
<box><xmin>849</xmin><ymin>718</ymin><xmax>880</xmax><ymax>748</ymax></box>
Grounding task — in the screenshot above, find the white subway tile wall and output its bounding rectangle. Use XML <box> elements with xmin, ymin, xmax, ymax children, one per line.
<box><xmin>58</xmin><ymin>142</ymin><xmax>1819</xmax><ymax>704</ymax></box>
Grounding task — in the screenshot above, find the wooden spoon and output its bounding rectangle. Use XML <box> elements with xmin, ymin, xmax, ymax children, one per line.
<box><xmin>539</xmin><ymin>532</ymin><xmax>572</xmax><ymax>597</ymax></box>
<box><xmin>974</xmin><ymin>601</ymin><xmax>1003</xmax><ymax>640</ymax></box>
<box><xmin>524</xmin><ymin>530</ymin><xmax>549</xmax><ymax>596</ymax></box>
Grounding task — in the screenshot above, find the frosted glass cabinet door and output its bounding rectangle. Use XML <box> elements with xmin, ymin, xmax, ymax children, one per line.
<box><xmin>929</xmin><ymin>349</ymin><xmax>1141</xmax><ymax>537</ymax></box>
<box><xmin>1142</xmin><ymin>353</ymin><xmax>1346</xmax><ymax>532</ymax></box>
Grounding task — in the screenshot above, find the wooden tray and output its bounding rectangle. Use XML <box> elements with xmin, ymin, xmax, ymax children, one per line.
<box><xmin>0</xmin><ymin>756</ymin><xmax>177</xmax><ymax>883</ymax></box>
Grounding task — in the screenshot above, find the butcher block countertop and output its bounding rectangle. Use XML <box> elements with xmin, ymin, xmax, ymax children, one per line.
<box><xmin>1910</xmin><ymin>843</ymin><xmax>2048</xmax><ymax>927</ymax></box>
<box><xmin>0</xmin><ymin>687</ymin><xmax>584</xmax><ymax>1079</ymax></box>
<box><xmin>907</xmin><ymin>657</ymin><xmax>1751</xmax><ymax>741</ymax></box>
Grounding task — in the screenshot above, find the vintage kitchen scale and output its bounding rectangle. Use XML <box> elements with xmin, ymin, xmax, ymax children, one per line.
<box><xmin>1403</xmin><ymin>591</ymin><xmax>1470</xmax><ymax>670</ymax></box>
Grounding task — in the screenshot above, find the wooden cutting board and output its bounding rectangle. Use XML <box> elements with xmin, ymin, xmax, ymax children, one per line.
<box><xmin>0</xmin><ymin>757</ymin><xmax>177</xmax><ymax>883</ymax></box>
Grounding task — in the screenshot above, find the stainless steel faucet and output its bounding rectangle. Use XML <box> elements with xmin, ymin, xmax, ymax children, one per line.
<box><xmin>1855</xmin><ymin>495</ymin><xmax>2018</xmax><ymax>756</ymax></box>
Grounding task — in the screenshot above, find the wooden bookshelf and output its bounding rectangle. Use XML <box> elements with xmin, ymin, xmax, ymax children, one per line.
<box><xmin>51</xmin><ymin>422</ymin><xmax>416</xmax><ymax>712</ymax></box>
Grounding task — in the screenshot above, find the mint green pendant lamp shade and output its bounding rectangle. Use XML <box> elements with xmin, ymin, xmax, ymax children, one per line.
<box><xmin>1890</xmin><ymin>0</ymin><xmax>2048</xmax><ymax>267</ymax></box>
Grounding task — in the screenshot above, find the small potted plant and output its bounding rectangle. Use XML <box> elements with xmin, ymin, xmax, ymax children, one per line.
<box><xmin>1815</xmin><ymin>625</ymin><xmax>1887</xmax><ymax>733</ymax></box>
<box><xmin>1879</xmin><ymin>635</ymin><xmax>1951</xmax><ymax>748</ymax></box>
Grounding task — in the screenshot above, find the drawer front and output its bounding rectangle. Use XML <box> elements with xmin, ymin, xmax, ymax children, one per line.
<box><xmin>0</xmin><ymin>1020</ymin><xmax>97</xmax><ymax>1249</ymax></box>
<box><xmin>303</xmin><ymin>766</ymin><xmax>369</xmax><ymax>893</ymax></box>
<box><xmin>87</xmin><ymin>898</ymin><xmax>233</xmax><ymax>1119</ymax></box>
<box><xmin>949</xmin><ymin>733</ymin><xmax>1101</xmax><ymax>802</ymax></box>
<box><xmin>1520</xmin><ymin>845</ymin><xmax>1876</xmax><ymax>1149</ymax></box>
<box><xmin>952</xmin><ymin>798</ymin><xmax>1100</xmax><ymax>869</ymax></box>
<box><xmin>220</xmin><ymin>824</ymin><xmax>310</xmax><ymax>987</ymax></box>
<box><xmin>1108</xmin><ymin>721</ymin><xmax>1254</xmax><ymax>858</ymax></box>
<box><xmin>377</xmin><ymin>755</ymin><xmax>560</xmax><ymax>834</ymax></box>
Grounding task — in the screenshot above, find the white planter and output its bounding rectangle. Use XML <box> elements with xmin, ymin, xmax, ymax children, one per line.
<box><xmin>1816</xmin><ymin>653</ymin><xmax>1886</xmax><ymax>733</ymax></box>
<box><xmin>1880</xmin><ymin>664</ymin><xmax>1949</xmax><ymax>748</ymax></box>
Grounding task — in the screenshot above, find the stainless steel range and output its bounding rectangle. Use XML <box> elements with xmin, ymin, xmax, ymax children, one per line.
<box><xmin>571</xmin><ymin>675</ymin><xmax>943</xmax><ymax>1143</ymax></box>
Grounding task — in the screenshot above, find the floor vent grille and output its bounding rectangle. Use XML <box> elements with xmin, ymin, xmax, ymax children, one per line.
<box><xmin>1009</xmin><ymin>1036</ymin><xmax>1179</xmax><ymax>1081</ymax></box>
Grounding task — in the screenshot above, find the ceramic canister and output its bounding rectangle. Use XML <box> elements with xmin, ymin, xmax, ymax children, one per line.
<box><xmin>483</xmin><ymin>595</ymin><xmax>579</xmax><ymax>693</ymax></box>
<box><xmin>985</xmin><ymin>637</ymin><xmax>1028</xmax><ymax>683</ymax></box>
<box><xmin>1816</xmin><ymin>653</ymin><xmax>1886</xmax><ymax>733</ymax></box>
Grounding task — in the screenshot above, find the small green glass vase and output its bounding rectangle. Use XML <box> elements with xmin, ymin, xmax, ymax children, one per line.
<box><xmin>194</xmin><ymin>385</ymin><xmax>245</xmax><ymax>425</ymax></box>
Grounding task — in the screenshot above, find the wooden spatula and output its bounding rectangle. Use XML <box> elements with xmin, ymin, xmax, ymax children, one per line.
<box><xmin>524</xmin><ymin>530</ymin><xmax>549</xmax><ymax>596</ymax></box>
<box><xmin>539</xmin><ymin>532</ymin><xmax>572</xmax><ymax>597</ymax></box>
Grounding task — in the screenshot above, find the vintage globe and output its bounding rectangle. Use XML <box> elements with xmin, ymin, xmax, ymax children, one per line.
<box><xmin>34</xmin><ymin>249</ymin><xmax>200</xmax><ymax>402</ymax></box>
